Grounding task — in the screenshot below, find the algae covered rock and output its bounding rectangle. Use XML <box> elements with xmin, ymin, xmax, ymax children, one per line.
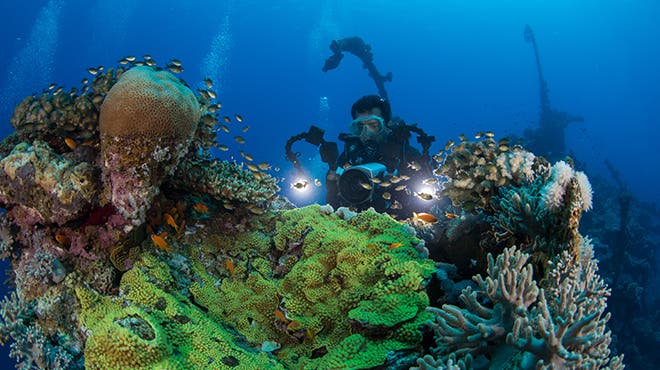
<box><xmin>0</xmin><ymin>140</ymin><xmax>97</xmax><ymax>225</ymax></box>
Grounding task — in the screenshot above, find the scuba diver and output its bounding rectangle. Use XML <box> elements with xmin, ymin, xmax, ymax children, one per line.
<box><xmin>285</xmin><ymin>37</ymin><xmax>437</xmax><ymax>219</ymax></box>
<box><xmin>325</xmin><ymin>95</ymin><xmax>436</xmax><ymax>217</ymax></box>
<box><xmin>285</xmin><ymin>95</ymin><xmax>437</xmax><ymax>219</ymax></box>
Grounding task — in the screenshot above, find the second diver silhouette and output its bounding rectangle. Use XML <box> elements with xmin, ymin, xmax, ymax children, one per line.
<box><xmin>523</xmin><ymin>24</ymin><xmax>584</xmax><ymax>162</ymax></box>
<box><xmin>322</xmin><ymin>36</ymin><xmax>393</xmax><ymax>101</ymax></box>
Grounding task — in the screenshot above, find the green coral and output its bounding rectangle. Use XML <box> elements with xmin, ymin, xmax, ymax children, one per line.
<box><xmin>77</xmin><ymin>255</ymin><xmax>284</xmax><ymax>370</ymax></box>
<box><xmin>190</xmin><ymin>205</ymin><xmax>435</xmax><ymax>369</ymax></box>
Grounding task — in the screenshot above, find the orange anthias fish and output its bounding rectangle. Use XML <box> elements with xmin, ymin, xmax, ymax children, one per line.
<box><xmin>274</xmin><ymin>308</ymin><xmax>288</xmax><ymax>323</ymax></box>
<box><xmin>444</xmin><ymin>211</ymin><xmax>458</xmax><ymax>219</ymax></box>
<box><xmin>164</xmin><ymin>213</ymin><xmax>179</xmax><ymax>232</ymax></box>
<box><xmin>389</xmin><ymin>242</ymin><xmax>404</xmax><ymax>250</ymax></box>
<box><xmin>286</xmin><ymin>320</ymin><xmax>302</xmax><ymax>331</ymax></box>
<box><xmin>225</xmin><ymin>258</ymin><xmax>235</xmax><ymax>276</ymax></box>
<box><xmin>193</xmin><ymin>203</ymin><xmax>209</xmax><ymax>214</ymax></box>
<box><xmin>413</xmin><ymin>212</ymin><xmax>438</xmax><ymax>223</ymax></box>
<box><xmin>64</xmin><ymin>138</ymin><xmax>77</xmax><ymax>150</ymax></box>
<box><xmin>55</xmin><ymin>233</ymin><xmax>70</xmax><ymax>246</ymax></box>
<box><xmin>151</xmin><ymin>233</ymin><xmax>172</xmax><ymax>252</ymax></box>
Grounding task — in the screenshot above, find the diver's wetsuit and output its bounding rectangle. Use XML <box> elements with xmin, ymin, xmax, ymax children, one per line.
<box><xmin>326</xmin><ymin>131</ymin><xmax>433</xmax><ymax>218</ymax></box>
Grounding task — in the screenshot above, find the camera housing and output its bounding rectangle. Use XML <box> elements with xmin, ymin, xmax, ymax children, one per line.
<box><xmin>337</xmin><ymin>162</ymin><xmax>387</xmax><ymax>206</ymax></box>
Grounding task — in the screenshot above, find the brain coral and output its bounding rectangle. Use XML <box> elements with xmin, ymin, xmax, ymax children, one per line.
<box><xmin>99</xmin><ymin>66</ymin><xmax>200</xmax><ymax>226</ymax></box>
<box><xmin>99</xmin><ymin>66</ymin><xmax>199</xmax><ymax>138</ymax></box>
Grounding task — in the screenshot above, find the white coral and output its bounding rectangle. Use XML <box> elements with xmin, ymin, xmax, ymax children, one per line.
<box><xmin>540</xmin><ymin>161</ymin><xmax>576</xmax><ymax>212</ymax></box>
<box><xmin>497</xmin><ymin>151</ymin><xmax>537</xmax><ymax>183</ymax></box>
<box><xmin>574</xmin><ymin>171</ymin><xmax>593</xmax><ymax>211</ymax></box>
<box><xmin>553</xmin><ymin>161</ymin><xmax>573</xmax><ymax>187</ymax></box>
<box><xmin>540</xmin><ymin>181</ymin><xmax>566</xmax><ymax>211</ymax></box>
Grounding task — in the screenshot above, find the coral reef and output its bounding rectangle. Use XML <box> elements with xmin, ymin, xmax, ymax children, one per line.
<box><xmin>0</xmin><ymin>58</ymin><xmax>282</xmax><ymax>369</ymax></box>
<box><xmin>99</xmin><ymin>66</ymin><xmax>200</xmax><ymax>225</ymax></box>
<box><xmin>0</xmin><ymin>58</ymin><xmax>625</xmax><ymax>370</ymax></box>
<box><xmin>426</xmin><ymin>242</ymin><xmax>623</xmax><ymax>368</ymax></box>
<box><xmin>434</xmin><ymin>137</ymin><xmax>594</xmax><ymax>277</ymax></box>
<box><xmin>418</xmin><ymin>135</ymin><xmax>622</xmax><ymax>368</ymax></box>
<box><xmin>0</xmin><ymin>140</ymin><xmax>98</xmax><ymax>226</ymax></box>
<box><xmin>189</xmin><ymin>205</ymin><xmax>435</xmax><ymax>369</ymax></box>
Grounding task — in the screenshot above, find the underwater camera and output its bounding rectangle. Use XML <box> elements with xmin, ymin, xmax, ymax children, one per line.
<box><xmin>337</xmin><ymin>162</ymin><xmax>387</xmax><ymax>205</ymax></box>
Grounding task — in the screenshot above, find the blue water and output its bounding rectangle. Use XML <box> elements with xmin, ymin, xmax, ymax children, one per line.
<box><xmin>0</xmin><ymin>0</ymin><xmax>658</xmax><ymax>367</ymax></box>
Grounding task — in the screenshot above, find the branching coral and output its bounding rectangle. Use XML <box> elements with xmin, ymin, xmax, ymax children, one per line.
<box><xmin>426</xmin><ymin>242</ymin><xmax>623</xmax><ymax>369</ymax></box>
<box><xmin>439</xmin><ymin>138</ymin><xmax>550</xmax><ymax>211</ymax></box>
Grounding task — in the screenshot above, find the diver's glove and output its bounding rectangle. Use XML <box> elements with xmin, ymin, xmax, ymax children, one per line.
<box><xmin>320</xmin><ymin>141</ymin><xmax>338</xmax><ymax>168</ymax></box>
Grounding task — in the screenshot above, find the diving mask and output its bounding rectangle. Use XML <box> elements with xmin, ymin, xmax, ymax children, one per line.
<box><xmin>350</xmin><ymin>115</ymin><xmax>385</xmax><ymax>138</ymax></box>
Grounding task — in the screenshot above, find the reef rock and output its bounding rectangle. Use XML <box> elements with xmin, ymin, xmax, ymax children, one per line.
<box><xmin>99</xmin><ymin>66</ymin><xmax>200</xmax><ymax>226</ymax></box>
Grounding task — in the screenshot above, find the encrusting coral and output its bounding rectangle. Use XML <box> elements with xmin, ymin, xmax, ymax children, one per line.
<box><xmin>0</xmin><ymin>140</ymin><xmax>97</xmax><ymax>226</ymax></box>
<box><xmin>77</xmin><ymin>255</ymin><xmax>285</xmax><ymax>370</ymax></box>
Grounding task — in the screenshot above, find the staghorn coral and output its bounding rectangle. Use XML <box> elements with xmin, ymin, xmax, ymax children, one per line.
<box><xmin>99</xmin><ymin>66</ymin><xmax>200</xmax><ymax>226</ymax></box>
<box><xmin>426</xmin><ymin>242</ymin><xmax>623</xmax><ymax>369</ymax></box>
<box><xmin>0</xmin><ymin>140</ymin><xmax>98</xmax><ymax>226</ymax></box>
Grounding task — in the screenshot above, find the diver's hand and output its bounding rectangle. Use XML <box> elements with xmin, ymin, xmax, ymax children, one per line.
<box><xmin>319</xmin><ymin>142</ymin><xmax>338</xmax><ymax>166</ymax></box>
<box><xmin>326</xmin><ymin>169</ymin><xmax>339</xmax><ymax>182</ymax></box>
